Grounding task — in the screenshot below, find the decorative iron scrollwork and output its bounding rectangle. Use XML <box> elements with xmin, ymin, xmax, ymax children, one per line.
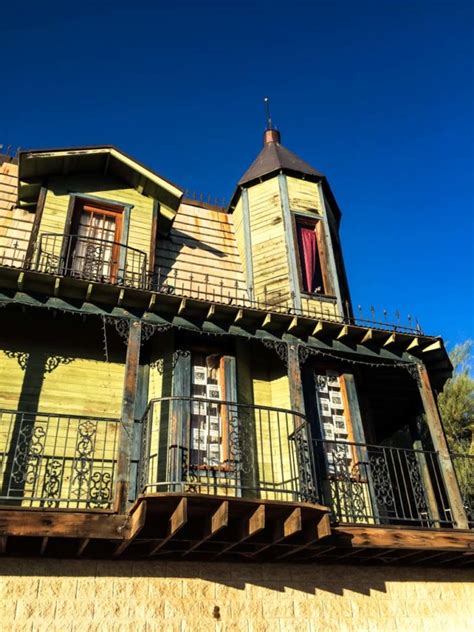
<box><xmin>150</xmin><ymin>358</ymin><xmax>164</xmax><ymax>374</ymax></box>
<box><xmin>44</xmin><ymin>355</ymin><xmax>74</xmax><ymax>373</ymax></box>
<box><xmin>88</xmin><ymin>471</ymin><xmax>113</xmax><ymax>508</ymax></box>
<box><xmin>172</xmin><ymin>349</ymin><xmax>191</xmax><ymax>370</ymax></box>
<box><xmin>292</xmin><ymin>423</ymin><xmax>318</xmax><ymax>503</ymax></box>
<box><xmin>260</xmin><ymin>339</ymin><xmax>288</xmax><ymax>366</ymax></box>
<box><xmin>11</xmin><ymin>422</ymin><xmax>46</xmax><ymax>487</ymax></box>
<box><xmin>3</xmin><ymin>350</ymin><xmax>29</xmax><ymax>370</ymax></box>
<box><xmin>42</xmin><ymin>458</ymin><xmax>64</xmax><ymax>507</ymax></box>
<box><xmin>72</xmin><ymin>420</ymin><xmax>97</xmax><ymax>500</ymax></box>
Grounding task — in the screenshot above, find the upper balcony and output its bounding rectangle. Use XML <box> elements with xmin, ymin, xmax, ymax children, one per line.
<box><xmin>0</xmin><ymin>229</ymin><xmax>424</xmax><ymax>337</ymax></box>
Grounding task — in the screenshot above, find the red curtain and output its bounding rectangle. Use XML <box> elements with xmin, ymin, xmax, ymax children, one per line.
<box><xmin>299</xmin><ymin>226</ymin><xmax>317</xmax><ymax>292</ymax></box>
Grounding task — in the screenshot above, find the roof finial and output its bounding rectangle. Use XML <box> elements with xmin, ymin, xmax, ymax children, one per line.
<box><xmin>264</xmin><ymin>97</ymin><xmax>273</xmax><ymax>130</ymax></box>
<box><xmin>262</xmin><ymin>97</ymin><xmax>281</xmax><ymax>146</ymax></box>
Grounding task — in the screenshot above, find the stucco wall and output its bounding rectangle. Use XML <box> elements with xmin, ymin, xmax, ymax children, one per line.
<box><xmin>0</xmin><ymin>559</ymin><xmax>472</xmax><ymax>632</ymax></box>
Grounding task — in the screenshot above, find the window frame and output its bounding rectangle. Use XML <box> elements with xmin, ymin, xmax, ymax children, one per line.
<box><xmin>292</xmin><ymin>213</ymin><xmax>336</xmax><ymax>298</ymax></box>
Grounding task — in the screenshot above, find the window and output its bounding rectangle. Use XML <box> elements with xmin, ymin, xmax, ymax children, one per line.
<box><xmin>68</xmin><ymin>198</ymin><xmax>123</xmax><ymax>283</ymax></box>
<box><xmin>189</xmin><ymin>353</ymin><xmax>237</xmax><ymax>470</ymax></box>
<box><xmin>295</xmin><ymin>218</ymin><xmax>333</xmax><ymax>295</ymax></box>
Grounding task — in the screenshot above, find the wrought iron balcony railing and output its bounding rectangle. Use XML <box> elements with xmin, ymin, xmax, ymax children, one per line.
<box><xmin>314</xmin><ymin>439</ymin><xmax>455</xmax><ymax>528</ymax></box>
<box><xmin>35</xmin><ymin>232</ymin><xmax>148</xmax><ymax>289</ymax></box>
<box><xmin>0</xmin><ymin>228</ymin><xmax>423</xmax><ymax>335</ymax></box>
<box><xmin>138</xmin><ymin>396</ymin><xmax>317</xmax><ymax>504</ymax></box>
<box><xmin>450</xmin><ymin>452</ymin><xmax>474</xmax><ymax>528</ymax></box>
<box><xmin>0</xmin><ymin>409</ymin><xmax>119</xmax><ymax>509</ymax></box>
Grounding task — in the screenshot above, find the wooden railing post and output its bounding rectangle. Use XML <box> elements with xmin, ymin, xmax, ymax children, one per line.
<box><xmin>416</xmin><ymin>363</ymin><xmax>469</xmax><ymax>529</ymax></box>
<box><xmin>115</xmin><ymin>320</ymin><xmax>142</xmax><ymax>513</ymax></box>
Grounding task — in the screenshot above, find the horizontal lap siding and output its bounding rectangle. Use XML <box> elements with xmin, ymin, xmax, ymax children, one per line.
<box><xmin>248</xmin><ymin>180</ymin><xmax>291</xmax><ymax>306</ymax></box>
<box><xmin>155</xmin><ymin>203</ymin><xmax>247</xmax><ymax>301</ymax></box>
<box><xmin>0</xmin><ymin>163</ymin><xmax>33</xmax><ymax>266</ymax></box>
<box><xmin>39</xmin><ymin>176</ymin><xmax>154</xmax><ymax>261</ymax></box>
<box><xmin>287</xmin><ymin>176</ymin><xmax>323</xmax><ymax>215</ymax></box>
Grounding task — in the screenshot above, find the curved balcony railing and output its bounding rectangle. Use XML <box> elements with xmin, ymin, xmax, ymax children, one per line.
<box><xmin>35</xmin><ymin>232</ymin><xmax>148</xmax><ymax>289</ymax></box>
<box><xmin>138</xmin><ymin>396</ymin><xmax>318</xmax><ymax>504</ymax></box>
<box><xmin>314</xmin><ymin>439</ymin><xmax>455</xmax><ymax>528</ymax></box>
<box><xmin>450</xmin><ymin>452</ymin><xmax>474</xmax><ymax>527</ymax></box>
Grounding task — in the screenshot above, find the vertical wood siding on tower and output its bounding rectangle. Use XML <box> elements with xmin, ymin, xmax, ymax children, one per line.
<box><xmin>247</xmin><ymin>179</ymin><xmax>291</xmax><ymax>307</ymax></box>
<box><xmin>286</xmin><ymin>176</ymin><xmax>323</xmax><ymax>215</ymax></box>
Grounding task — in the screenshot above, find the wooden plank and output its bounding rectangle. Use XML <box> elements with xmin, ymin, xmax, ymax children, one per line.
<box><xmin>332</xmin><ymin>525</ymin><xmax>474</xmax><ymax>550</ymax></box>
<box><xmin>76</xmin><ymin>538</ymin><xmax>90</xmax><ymax>556</ymax></box>
<box><xmin>406</xmin><ymin>337</ymin><xmax>420</xmax><ymax>351</ymax></box>
<box><xmin>383</xmin><ymin>333</ymin><xmax>397</xmax><ymax>347</ymax></box>
<box><xmin>249</xmin><ymin>507</ymin><xmax>302</xmax><ymax>557</ymax></box>
<box><xmin>39</xmin><ymin>537</ymin><xmax>48</xmax><ymax>555</ymax></box>
<box><xmin>416</xmin><ymin>364</ymin><xmax>469</xmax><ymax>529</ymax></box>
<box><xmin>113</xmin><ymin>499</ymin><xmax>147</xmax><ymax>557</ymax></box>
<box><xmin>217</xmin><ymin>504</ymin><xmax>265</xmax><ymax>556</ymax></box>
<box><xmin>360</xmin><ymin>329</ymin><xmax>373</xmax><ymax>344</ymax></box>
<box><xmin>422</xmin><ymin>340</ymin><xmax>442</xmax><ymax>353</ymax></box>
<box><xmin>24</xmin><ymin>186</ymin><xmax>46</xmax><ymax>266</ymax></box>
<box><xmin>278</xmin><ymin>174</ymin><xmax>301</xmax><ymax>311</ymax></box>
<box><xmin>148</xmin><ymin>498</ymin><xmax>188</xmax><ymax>556</ymax></box>
<box><xmin>183</xmin><ymin>501</ymin><xmax>229</xmax><ymax>556</ymax></box>
<box><xmin>115</xmin><ymin>320</ymin><xmax>142</xmax><ymax>513</ymax></box>
<box><xmin>0</xmin><ymin>511</ymin><xmax>126</xmax><ymax>540</ymax></box>
<box><xmin>286</xmin><ymin>340</ymin><xmax>305</xmax><ymax>414</ymax></box>
<box><xmin>337</xmin><ymin>325</ymin><xmax>349</xmax><ymax>340</ymax></box>
<box><xmin>275</xmin><ymin>513</ymin><xmax>331</xmax><ymax>560</ymax></box>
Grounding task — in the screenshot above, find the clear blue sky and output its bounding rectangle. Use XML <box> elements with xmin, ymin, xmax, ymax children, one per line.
<box><xmin>1</xmin><ymin>1</ymin><xmax>473</xmax><ymax>347</ymax></box>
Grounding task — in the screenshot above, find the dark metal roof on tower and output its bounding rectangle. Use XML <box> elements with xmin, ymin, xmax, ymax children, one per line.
<box><xmin>238</xmin><ymin>132</ymin><xmax>324</xmax><ymax>186</ymax></box>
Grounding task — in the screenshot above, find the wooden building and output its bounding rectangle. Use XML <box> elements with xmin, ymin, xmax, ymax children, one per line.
<box><xmin>0</xmin><ymin>129</ymin><xmax>472</xmax><ymax>629</ymax></box>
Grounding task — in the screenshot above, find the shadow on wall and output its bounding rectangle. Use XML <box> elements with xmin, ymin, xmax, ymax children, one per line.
<box><xmin>0</xmin><ymin>559</ymin><xmax>471</xmax><ymax>596</ymax></box>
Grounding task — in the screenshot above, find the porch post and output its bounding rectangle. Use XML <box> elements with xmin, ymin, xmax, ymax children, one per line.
<box><xmin>115</xmin><ymin>320</ymin><xmax>142</xmax><ymax>513</ymax></box>
<box><xmin>287</xmin><ymin>341</ymin><xmax>305</xmax><ymax>415</ymax></box>
<box><xmin>416</xmin><ymin>363</ymin><xmax>469</xmax><ymax>529</ymax></box>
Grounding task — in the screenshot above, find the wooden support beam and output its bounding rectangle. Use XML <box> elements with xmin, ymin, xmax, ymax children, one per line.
<box><xmin>287</xmin><ymin>317</ymin><xmax>299</xmax><ymax>333</ymax></box>
<box><xmin>422</xmin><ymin>340</ymin><xmax>443</xmax><ymax>354</ymax></box>
<box><xmin>85</xmin><ymin>283</ymin><xmax>93</xmax><ymax>301</ymax></box>
<box><xmin>234</xmin><ymin>309</ymin><xmax>245</xmax><ymax>324</ymax></box>
<box><xmin>0</xmin><ymin>511</ymin><xmax>126</xmax><ymax>540</ymax></box>
<box><xmin>360</xmin><ymin>329</ymin><xmax>373</xmax><ymax>344</ymax></box>
<box><xmin>312</xmin><ymin>321</ymin><xmax>326</xmax><ymax>337</ymax></box>
<box><xmin>416</xmin><ymin>364</ymin><xmax>469</xmax><ymax>530</ymax></box>
<box><xmin>39</xmin><ymin>537</ymin><xmax>48</xmax><ymax>555</ymax></box>
<box><xmin>178</xmin><ymin>298</ymin><xmax>187</xmax><ymax>315</ymax></box>
<box><xmin>0</xmin><ymin>536</ymin><xmax>7</xmax><ymax>554</ymax></box>
<box><xmin>148</xmin><ymin>294</ymin><xmax>156</xmax><ymax>310</ymax></box>
<box><xmin>383</xmin><ymin>333</ymin><xmax>397</xmax><ymax>347</ymax></box>
<box><xmin>275</xmin><ymin>513</ymin><xmax>331</xmax><ymax>560</ymax></box>
<box><xmin>115</xmin><ymin>320</ymin><xmax>142</xmax><ymax>514</ymax></box>
<box><xmin>337</xmin><ymin>325</ymin><xmax>349</xmax><ymax>340</ymax></box>
<box><xmin>262</xmin><ymin>313</ymin><xmax>276</xmax><ymax>330</ymax></box>
<box><xmin>183</xmin><ymin>501</ymin><xmax>229</xmax><ymax>556</ymax></box>
<box><xmin>287</xmin><ymin>342</ymin><xmax>305</xmax><ymax>415</ymax></box>
<box><xmin>17</xmin><ymin>272</ymin><xmax>24</xmax><ymax>291</ymax></box>
<box><xmin>113</xmin><ymin>500</ymin><xmax>147</xmax><ymax>557</ymax></box>
<box><xmin>217</xmin><ymin>505</ymin><xmax>265</xmax><ymax>557</ymax></box>
<box><xmin>76</xmin><ymin>539</ymin><xmax>90</xmax><ymax>557</ymax></box>
<box><xmin>117</xmin><ymin>289</ymin><xmax>125</xmax><ymax>306</ymax></box>
<box><xmin>332</xmin><ymin>525</ymin><xmax>474</xmax><ymax>550</ymax></box>
<box><xmin>206</xmin><ymin>304</ymin><xmax>216</xmax><ymax>320</ymax></box>
<box><xmin>250</xmin><ymin>507</ymin><xmax>302</xmax><ymax>557</ymax></box>
<box><xmin>53</xmin><ymin>277</ymin><xmax>61</xmax><ymax>297</ymax></box>
<box><xmin>148</xmin><ymin>498</ymin><xmax>188</xmax><ymax>556</ymax></box>
<box><xmin>406</xmin><ymin>337</ymin><xmax>420</xmax><ymax>351</ymax></box>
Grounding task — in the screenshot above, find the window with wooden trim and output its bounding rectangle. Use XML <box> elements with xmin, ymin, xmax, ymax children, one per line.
<box><xmin>188</xmin><ymin>353</ymin><xmax>237</xmax><ymax>470</ymax></box>
<box><xmin>67</xmin><ymin>198</ymin><xmax>124</xmax><ymax>283</ymax></box>
<box><xmin>295</xmin><ymin>217</ymin><xmax>334</xmax><ymax>296</ymax></box>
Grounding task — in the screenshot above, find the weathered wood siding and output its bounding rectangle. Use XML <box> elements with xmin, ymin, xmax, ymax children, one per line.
<box><xmin>0</xmin><ymin>162</ymin><xmax>34</xmax><ymax>267</ymax></box>
<box><xmin>155</xmin><ymin>202</ymin><xmax>247</xmax><ymax>303</ymax></box>
<box><xmin>38</xmin><ymin>175</ymin><xmax>154</xmax><ymax>263</ymax></box>
<box><xmin>247</xmin><ymin>179</ymin><xmax>291</xmax><ymax>307</ymax></box>
<box><xmin>229</xmin><ymin>196</ymin><xmax>250</xmax><ymax>292</ymax></box>
<box><xmin>286</xmin><ymin>175</ymin><xmax>323</xmax><ymax>215</ymax></box>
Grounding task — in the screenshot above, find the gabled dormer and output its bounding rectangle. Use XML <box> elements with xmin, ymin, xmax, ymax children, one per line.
<box><xmin>229</xmin><ymin>127</ymin><xmax>352</xmax><ymax>320</ymax></box>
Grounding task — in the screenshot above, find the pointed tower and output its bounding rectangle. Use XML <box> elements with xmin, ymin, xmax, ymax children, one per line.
<box><xmin>229</xmin><ymin>121</ymin><xmax>352</xmax><ymax>320</ymax></box>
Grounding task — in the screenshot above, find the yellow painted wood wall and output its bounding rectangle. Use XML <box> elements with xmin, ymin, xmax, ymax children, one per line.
<box><xmin>247</xmin><ymin>179</ymin><xmax>292</xmax><ymax>307</ymax></box>
<box><xmin>0</xmin><ymin>337</ymin><xmax>125</xmax><ymax>509</ymax></box>
<box><xmin>38</xmin><ymin>175</ymin><xmax>154</xmax><ymax>262</ymax></box>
